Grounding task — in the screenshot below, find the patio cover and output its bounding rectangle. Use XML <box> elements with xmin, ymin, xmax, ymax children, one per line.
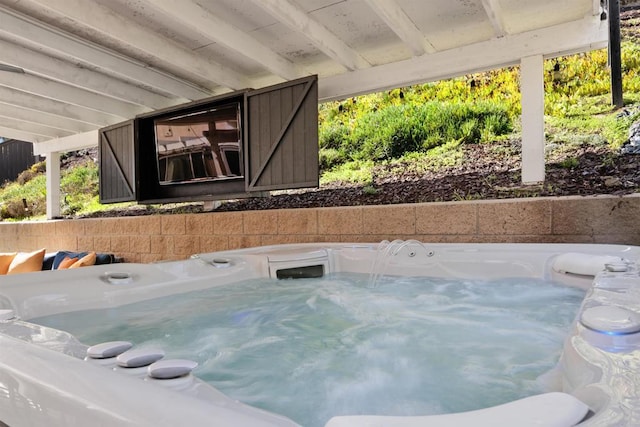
<box><xmin>0</xmin><ymin>0</ymin><xmax>609</xmax><ymax>217</ymax></box>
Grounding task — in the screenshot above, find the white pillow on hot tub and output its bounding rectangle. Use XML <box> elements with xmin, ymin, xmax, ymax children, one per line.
<box><xmin>552</xmin><ymin>252</ymin><xmax>624</xmax><ymax>277</ymax></box>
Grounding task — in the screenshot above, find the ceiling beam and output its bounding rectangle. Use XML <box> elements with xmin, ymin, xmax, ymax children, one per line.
<box><xmin>0</xmin><ymin>39</ymin><xmax>174</xmax><ymax>109</ymax></box>
<box><xmin>319</xmin><ymin>17</ymin><xmax>607</xmax><ymax>101</ymax></box>
<box><xmin>362</xmin><ymin>0</ymin><xmax>436</xmax><ymax>55</ymax></box>
<box><xmin>145</xmin><ymin>0</ymin><xmax>302</xmax><ymax>81</ymax></box>
<box><xmin>0</xmin><ymin>115</ymin><xmax>73</xmax><ymax>139</ymax></box>
<box><xmin>481</xmin><ymin>0</ymin><xmax>506</xmax><ymax>37</ymax></box>
<box><xmin>0</xmin><ymin>7</ymin><xmax>210</xmax><ymax>101</ymax></box>
<box><xmin>0</xmin><ymin>86</ymin><xmax>121</xmax><ymax>127</ymax></box>
<box><xmin>250</xmin><ymin>0</ymin><xmax>371</xmax><ymax>71</ymax></box>
<box><xmin>23</xmin><ymin>0</ymin><xmax>250</xmax><ymax>91</ymax></box>
<box><xmin>0</xmin><ymin>103</ymin><xmax>97</xmax><ymax>133</ymax></box>
<box><xmin>0</xmin><ymin>72</ymin><xmax>145</xmax><ymax>118</ymax></box>
<box><xmin>32</xmin><ymin>130</ymin><xmax>99</xmax><ymax>155</ymax></box>
<box><xmin>0</xmin><ymin>126</ymin><xmax>44</xmax><ymax>143</ymax></box>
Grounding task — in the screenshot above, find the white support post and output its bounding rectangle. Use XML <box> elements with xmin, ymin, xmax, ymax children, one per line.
<box><xmin>520</xmin><ymin>55</ymin><xmax>545</xmax><ymax>184</ymax></box>
<box><xmin>46</xmin><ymin>151</ymin><xmax>61</xmax><ymax>219</ymax></box>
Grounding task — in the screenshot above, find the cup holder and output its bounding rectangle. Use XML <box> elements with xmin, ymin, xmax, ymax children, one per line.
<box><xmin>211</xmin><ymin>258</ymin><xmax>232</xmax><ymax>268</ymax></box>
<box><xmin>101</xmin><ymin>271</ymin><xmax>134</xmax><ymax>285</ymax></box>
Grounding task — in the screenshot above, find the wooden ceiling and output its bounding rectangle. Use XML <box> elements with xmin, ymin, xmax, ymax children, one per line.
<box><xmin>0</xmin><ymin>0</ymin><xmax>607</xmax><ymax>152</ymax></box>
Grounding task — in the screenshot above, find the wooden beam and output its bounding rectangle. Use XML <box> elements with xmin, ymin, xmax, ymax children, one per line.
<box><xmin>0</xmin><ymin>115</ymin><xmax>73</xmax><ymax>139</ymax></box>
<box><xmin>0</xmin><ymin>103</ymin><xmax>96</xmax><ymax>133</ymax></box>
<box><xmin>0</xmin><ymin>39</ymin><xmax>174</xmax><ymax>109</ymax></box>
<box><xmin>481</xmin><ymin>0</ymin><xmax>506</xmax><ymax>37</ymax></box>
<box><xmin>0</xmin><ymin>72</ymin><xmax>144</xmax><ymax>118</ymax></box>
<box><xmin>0</xmin><ymin>7</ymin><xmax>210</xmax><ymax>101</ymax></box>
<box><xmin>319</xmin><ymin>17</ymin><xmax>607</xmax><ymax>101</ymax></box>
<box><xmin>145</xmin><ymin>0</ymin><xmax>303</xmax><ymax>81</ymax></box>
<box><xmin>0</xmin><ymin>86</ymin><xmax>121</xmax><ymax>127</ymax></box>
<box><xmin>24</xmin><ymin>0</ymin><xmax>250</xmax><ymax>91</ymax></box>
<box><xmin>32</xmin><ymin>130</ymin><xmax>99</xmax><ymax>156</ymax></box>
<box><xmin>250</xmin><ymin>0</ymin><xmax>370</xmax><ymax>71</ymax></box>
<box><xmin>363</xmin><ymin>0</ymin><xmax>436</xmax><ymax>55</ymax></box>
<box><xmin>0</xmin><ymin>126</ymin><xmax>44</xmax><ymax>143</ymax></box>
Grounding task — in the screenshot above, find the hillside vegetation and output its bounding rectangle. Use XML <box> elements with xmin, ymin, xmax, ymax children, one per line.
<box><xmin>2</xmin><ymin>10</ymin><xmax>640</xmax><ymax>220</ymax></box>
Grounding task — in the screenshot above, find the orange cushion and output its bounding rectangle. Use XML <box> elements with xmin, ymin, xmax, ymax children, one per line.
<box><xmin>68</xmin><ymin>252</ymin><xmax>96</xmax><ymax>269</ymax></box>
<box><xmin>57</xmin><ymin>256</ymin><xmax>79</xmax><ymax>270</ymax></box>
<box><xmin>0</xmin><ymin>252</ymin><xmax>17</xmax><ymax>275</ymax></box>
<box><xmin>7</xmin><ymin>249</ymin><xmax>46</xmax><ymax>275</ymax></box>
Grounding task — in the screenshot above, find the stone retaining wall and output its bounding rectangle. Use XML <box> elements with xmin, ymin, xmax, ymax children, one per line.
<box><xmin>1</xmin><ymin>194</ymin><xmax>639</xmax><ymax>263</ymax></box>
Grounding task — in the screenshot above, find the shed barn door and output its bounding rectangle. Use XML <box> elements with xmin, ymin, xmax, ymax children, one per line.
<box><xmin>245</xmin><ymin>75</ymin><xmax>318</xmax><ymax>192</ymax></box>
<box><xmin>99</xmin><ymin>120</ymin><xmax>136</xmax><ymax>203</ymax></box>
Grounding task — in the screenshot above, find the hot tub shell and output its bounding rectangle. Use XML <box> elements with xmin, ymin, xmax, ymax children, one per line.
<box><xmin>1</xmin><ymin>242</ymin><xmax>639</xmax><ymax>426</ymax></box>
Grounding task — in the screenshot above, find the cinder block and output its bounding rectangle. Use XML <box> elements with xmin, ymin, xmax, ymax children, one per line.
<box><xmin>213</xmin><ymin>212</ymin><xmax>243</xmax><ymax>235</ymax></box>
<box><xmin>161</xmin><ymin>215</ymin><xmax>186</xmax><ymax>235</ymax></box>
<box><xmin>83</xmin><ymin>218</ymin><xmax>104</xmax><ymax>236</ymax></box>
<box><xmin>93</xmin><ymin>236</ymin><xmax>111</xmax><ymax>252</ymax></box>
<box><xmin>478</xmin><ymin>199</ymin><xmax>551</xmax><ymax>235</ymax></box>
<box><xmin>150</xmin><ymin>235</ymin><xmax>174</xmax><ymax>254</ymax></box>
<box><xmin>112</xmin><ymin>217</ymin><xmax>140</xmax><ymax>235</ymax></box>
<box><xmin>200</xmin><ymin>235</ymin><xmax>229</xmax><ymax>253</ymax></box>
<box><xmin>174</xmin><ymin>235</ymin><xmax>200</xmax><ymax>255</ymax></box>
<box><xmin>363</xmin><ymin>205</ymin><xmax>415</xmax><ymax>235</ymax></box>
<box><xmin>129</xmin><ymin>235</ymin><xmax>151</xmax><ymax>253</ymax></box>
<box><xmin>77</xmin><ymin>236</ymin><xmax>95</xmax><ymax>251</ymax></box>
<box><xmin>243</xmin><ymin>211</ymin><xmax>278</xmax><ymax>235</ymax></box>
<box><xmin>186</xmin><ymin>214</ymin><xmax>213</xmax><ymax>236</ymax></box>
<box><xmin>318</xmin><ymin>207</ymin><xmax>363</xmax><ymax>235</ymax></box>
<box><xmin>277</xmin><ymin>209</ymin><xmax>318</xmax><ymax>234</ymax></box>
<box><xmin>140</xmin><ymin>253</ymin><xmax>165</xmax><ymax>264</ymax></box>
<box><xmin>228</xmin><ymin>235</ymin><xmax>262</xmax><ymax>250</ymax></box>
<box><xmin>553</xmin><ymin>196</ymin><xmax>640</xmax><ymax>236</ymax></box>
<box><xmin>54</xmin><ymin>219</ymin><xmax>84</xmax><ymax>236</ymax></box>
<box><xmin>416</xmin><ymin>202</ymin><xmax>477</xmax><ymax>235</ymax></box>
<box><xmin>110</xmin><ymin>235</ymin><xmax>130</xmax><ymax>253</ymax></box>
<box><xmin>137</xmin><ymin>216</ymin><xmax>162</xmax><ymax>235</ymax></box>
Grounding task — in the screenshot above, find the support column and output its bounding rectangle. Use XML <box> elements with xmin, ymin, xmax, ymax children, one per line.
<box><xmin>46</xmin><ymin>151</ymin><xmax>61</xmax><ymax>219</ymax></box>
<box><xmin>520</xmin><ymin>55</ymin><xmax>545</xmax><ymax>184</ymax></box>
<box><xmin>608</xmin><ymin>0</ymin><xmax>624</xmax><ymax>108</ymax></box>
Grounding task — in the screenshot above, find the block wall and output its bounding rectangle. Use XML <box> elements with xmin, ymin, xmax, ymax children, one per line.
<box><xmin>1</xmin><ymin>195</ymin><xmax>639</xmax><ymax>262</ymax></box>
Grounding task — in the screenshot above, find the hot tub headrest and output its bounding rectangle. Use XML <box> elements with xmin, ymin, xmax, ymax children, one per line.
<box><xmin>552</xmin><ymin>252</ymin><xmax>624</xmax><ymax>277</ymax></box>
<box><xmin>324</xmin><ymin>392</ymin><xmax>589</xmax><ymax>427</ymax></box>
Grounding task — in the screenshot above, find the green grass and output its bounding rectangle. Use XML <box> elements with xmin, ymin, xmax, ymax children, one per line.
<box><xmin>2</xmin><ymin>36</ymin><xmax>640</xmax><ymax>219</ymax></box>
<box><xmin>319</xmin><ymin>41</ymin><xmax>640</xmax><ymax>185</ymax></box>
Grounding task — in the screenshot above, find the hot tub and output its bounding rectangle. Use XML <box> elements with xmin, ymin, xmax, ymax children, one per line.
<box><xmin>1</xmin><ymin>242</ymin><xmax>640</xmax><ymax>426</ymax></box>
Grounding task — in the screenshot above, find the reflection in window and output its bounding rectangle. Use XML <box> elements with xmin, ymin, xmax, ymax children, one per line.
<box><xmin>155</xmin><ymin>103</ymin><xmax>242</xmax><ymax>185</ymax></box>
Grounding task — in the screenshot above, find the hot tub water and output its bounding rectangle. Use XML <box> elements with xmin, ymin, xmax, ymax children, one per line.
<box><xmin>33</xmin><ymin>272</ymin><xmax>584</xmax><ymax>427</ymax></box>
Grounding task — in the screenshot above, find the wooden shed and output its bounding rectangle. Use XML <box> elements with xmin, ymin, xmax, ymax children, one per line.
<box><xmin>0</xmin><ymin>139</ymin><xmax>41</xmax><ymax>184</ymax></box>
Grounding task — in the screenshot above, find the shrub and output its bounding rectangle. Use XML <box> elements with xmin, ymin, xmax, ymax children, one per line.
<box><xmin>15</xmin><ymin>161</ymin><xmax>46</xmax><ymax>185</ymax></box>
<box><xmin>319</xmin><ymin>121</ymin><xmax>350</xmax><ymax>150</ymax></box>
<box><xmin>331</xmin><ymin>101</ymin><xmax>513</xmax><ymax>161</ymax></box>
<box><xmin>351</xmin><ymin>104</ymin><xmax>424</xmax><ymax>160</ymax></box>
<box><xmin>62</xmin><ymin>160</ymin><xmax>99</xmax><ymax>196</ymax></box>
<box><xmin>319</xmin><ymin>148</ymin><xmax>347</xmax><ymax>172</ymax></box>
